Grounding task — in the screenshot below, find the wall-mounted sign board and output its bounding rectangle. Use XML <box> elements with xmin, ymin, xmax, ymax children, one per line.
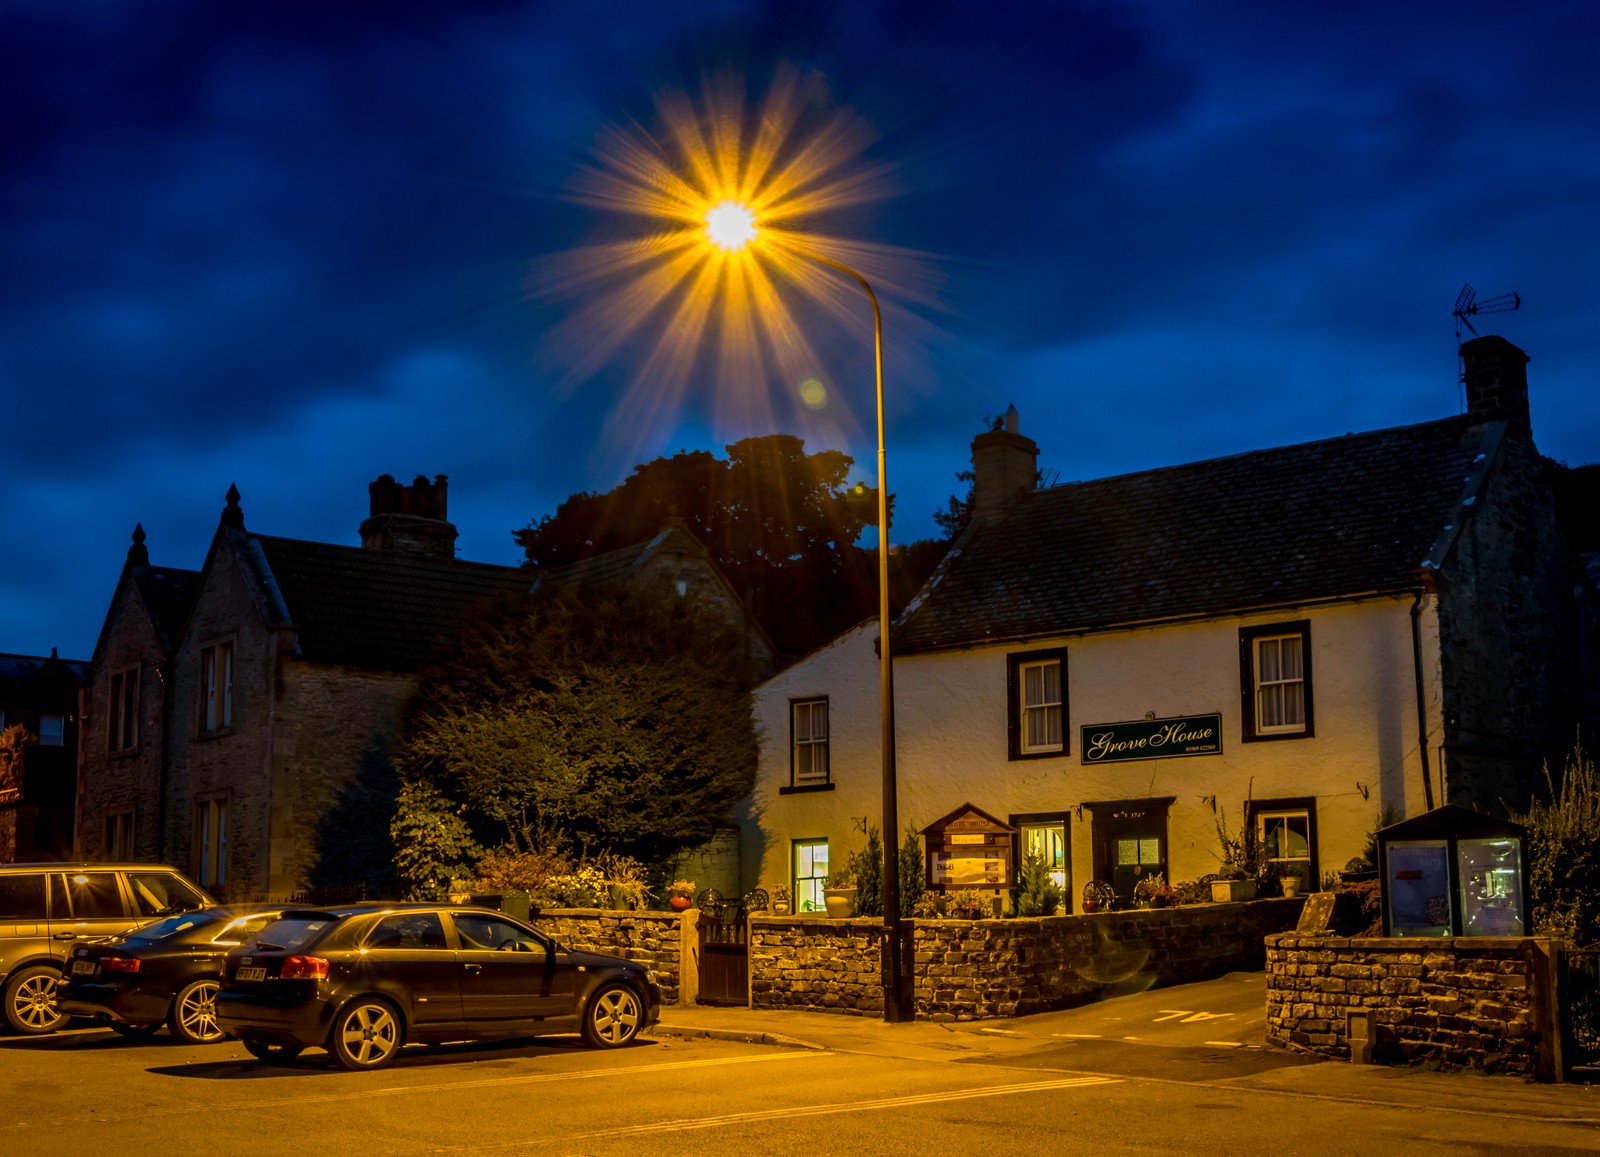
<box><xmin>1080</xmin><ymin>714</ymin><xmax>1222</xmax><ymax>765</ymax></box>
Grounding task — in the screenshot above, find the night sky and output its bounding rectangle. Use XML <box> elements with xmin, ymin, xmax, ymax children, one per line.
<box><xmin>5</xmin><ymin>0</ymin><xmax>1597</xmax><ymax>662</ymax></box>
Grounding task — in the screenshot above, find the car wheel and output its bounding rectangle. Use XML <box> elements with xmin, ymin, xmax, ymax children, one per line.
<box><xmin>328</xmin><ymin>998</ymin><xmax>401</xmax><ymax>1071</ymax></box>
<box><xmin>241</xmin><ymin>1038</ymin><xmax>304</xmax><ymax>1064</ymax></box>
<box><xmin>168</xmin><ymin>979</ymin><xmax>224</xmax><ymax>1044</ymax></box>
<box><xmin>109</xmin><ymin>1021</ymin><xmax>162</xmax><ymax>1039</ymax></box>
<box><xmin>581</xmin><ymin>984</ymin><xmax>642</xmax><ymax>1049</ymax></box>
<box><xmin>3</xmin><ymin>965</ymin><xmax>67</xmax><ymax>1035</ymax></box>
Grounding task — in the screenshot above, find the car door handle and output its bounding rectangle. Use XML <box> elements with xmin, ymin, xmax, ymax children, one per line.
<box><xmin>463</xmin><ymin>964</ymin><xmax>482</xmax><ymax>974</ymax></box>
<box><xmin>53</xmin><ymin>932</ymin><xmax>78</xmax><ymax>940</ymax></box>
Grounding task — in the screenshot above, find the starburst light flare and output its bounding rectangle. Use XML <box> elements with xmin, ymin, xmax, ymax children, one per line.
<box><xmin>532</xmin><ymin>65</ymin><xmax>932</xmax><ymax>468</ymax></box>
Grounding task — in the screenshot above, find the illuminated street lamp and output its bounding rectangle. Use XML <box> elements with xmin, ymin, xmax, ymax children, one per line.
<box><xmin>704</xmin><ymin>201</ymin><xmax>911</xmax><ymax>1024</ymax></box>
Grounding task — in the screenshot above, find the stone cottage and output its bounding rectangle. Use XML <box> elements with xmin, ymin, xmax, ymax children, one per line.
<box><xmin>744</xmin><ymin>336</ymin><xmax>1595</xmax><ymax>912</ymax></box>
<box><xmin>77</xmin><ymin>475</ymin><xmax>772</xmax><ymax>898</ymax></box>
<box><xmin>0</xmin><ymin>649</ymin><xmax>89</xmax><ymax>861</ymax></box>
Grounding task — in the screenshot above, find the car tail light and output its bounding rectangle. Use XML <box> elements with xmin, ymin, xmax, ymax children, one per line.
<box><xmin>100</xmin><ymin>956</ymin><xmax>140</xmax><ymax>973</ymax></box>
<box><xmin>279</xmin><ymin>955</ymin><xmax>329</xmax><ymax>980</ymax></box>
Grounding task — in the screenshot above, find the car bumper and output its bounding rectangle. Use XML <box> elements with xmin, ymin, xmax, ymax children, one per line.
<box><xmin>57</xmin><ymin>981</ymin><xmax>170</xmax><ymax>1027</ymax></box>
<box><xmin>216</xmin><ymin>984</ymin><xmax>333</xmax><ymax>1047</ymax></box>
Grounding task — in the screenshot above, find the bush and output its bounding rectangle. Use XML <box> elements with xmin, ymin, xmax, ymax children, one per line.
<box><xmin>1014</xmin><ymin>852</ymin><xmax>1064</xmax><ymax>916</ymax></box>
<box><xmin>1514</xmin><ymin>742</ymin><xmax>1600</xmax><ymax>944</ymax></box>
<box><xmin>899</xmin><ymin>823</ymin><xmax>924</xmax><ymax>919</ymax></box>
<box><xmin>851</xmin><ymin>824</ymin><xmax>885</xmax><ymax>917</ymax></box>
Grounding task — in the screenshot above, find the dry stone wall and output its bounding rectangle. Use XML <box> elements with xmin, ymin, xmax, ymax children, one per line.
<box><xmin>535</xmin><ymin>909</ymin><xmax>684</xmax><ymax>1006</ymax></box>
<box><xmin>1265</xmin><ymin>932</ymin><xmax>1560</xmax><ymax>1078</ymax></box>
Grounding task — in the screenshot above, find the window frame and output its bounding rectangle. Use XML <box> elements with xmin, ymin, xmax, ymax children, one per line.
<box><xmin>1239</xmin><ymin>621</ymin><xmax>1314</xmax><ymax>741</ymax></box>
<box><xmin>103</xmin><ymin>810</ymin><xmax>135</xmax><ymax>860</ymax></box>
<box><xmin>783</xmin><ymin>696</ymin><xmax>833</xmax><ymax>793</ymax></box>
<box><xmin>1011</xmin><ymin>810</ymin><xmax>1072</xmax><ymax>909</ymax></box>
<box><xmin>1248</xmin><ymin>796</ymin><xmax>1319</xmax><ymax>889</ymax></box>
<box><xmin>107</xmin><ymin>665</ymin><xmax>140</xmax><ymax>753</ymax></box>
<box><xmin>195</xmin><ymin>797</ymin><xmax>229</xmax><ymax>890</ymax></box>
<box><xmin>199</xmin><ymin>641</ymin><xmax>235</xmax><ymax>736</ymax></box>
<box><xmin>791</xmin><ymin>838</ymin><xmax>831</xmax><ymax>914</ymax></box>
<box><xmin>1007</xmin><ymin>648</ymin><xmax>1067</xmax><ymax>760</ymax></box>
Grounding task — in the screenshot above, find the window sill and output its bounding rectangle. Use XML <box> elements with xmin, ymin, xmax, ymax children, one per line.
<box><xmin>1242</xmin><ymin>730</ymin><xmax>1314</xmax><ymax>743</ymax></box>
<box><xmin>1008</xmin><ymin>749</ymin><xmax>1067</xmax><ymax>761</ymax></box>
<box><xmin>779</xmin><ymin>783</ymin><xmax>836</xmax><ymax>795</ymax></box>
<box><xmin>196</xmin><ymin>728</ymin><xmax>235</xmax><ymax>741</ymax></box>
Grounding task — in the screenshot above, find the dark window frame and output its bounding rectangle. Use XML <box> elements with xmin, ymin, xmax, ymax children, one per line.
<box><xmin>781</xmin><ymin>696</ymin><xmax>835</xmax><ymax>794</ymax></box>
<box><xmin>1239</xmin><ymin>620</ymin><xmax>1314</xmax><ymax>742</ymax></box>
<box><xmin>1007</xmin><ymin>648</ymin><xmax>1068</xmax><ymax>760</ymax></box>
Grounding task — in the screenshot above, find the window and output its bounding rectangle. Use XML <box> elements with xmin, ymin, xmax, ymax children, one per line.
<box><xmin>38</xmin><ymin>713</ymin><xmax>65</xmax><ymax>745</ymax></box>
<box><xmin>1014</xmin><ymin>813</ymin><xmax>1070</xmax><ymax>910</ymax></box>
<box><xmin>453</xmin><ymin>911</ymin><xmax>547</xmax><ymax>955</ymax></box>
<box><xmin>792</xmin><ymin>839</ymin><xmax>830</xmax><ymax>914</ymax></box>
<box><xmin>195</xmin><ymin>799</ymin><xmax>228</xmax><ymax>889</ymax></box>
<box><xmin>0</xmin><ymin>873</ymin><xmax>47</xmax><ymax>920</ymax></box>
<box><xmin>1250</xmin><ymin>797</ymin><xmax>1318</xmax><ymax>891</ymax></box>
<box><xmin>1008</xmin><ymin>649</ymin><xmax>1066</xmax><ymax>758</ymax></box>
<box><xmin>127</xmin><ymin>870</ymin><xmax>208</xmax><ymax>917</ymax></box>
<box><xmin>1240</xmin><ymin>621</ymin><xmax>1313</xmax><ymax>740</ymax></box>
<box><xmin>791</xmin><ymin>698</ymin><xmax>829</xmax><ymax>787</ymax></box>
<box><xmin>103</xmin><ymin>811</ymin><xmax>134</xmax><ymax>860</ymax></box>
<box><xmin>108</xmin><ymin>666</ymin><xmax>139</xmax><ymax>752</ymax></box>
<box><xmin>64</xmin><ymin>872</ymin><xmax>125</xmax><ymax>918</ymax></box>
<box><xmin>366</xmin><ymin>912</ymin><xmax>448</xmax><ymax>950</ymax></box>
<box><xmin>200</xmin><ymin>642</ymin><xmax>234</xmax><ymax>733</ymax></box>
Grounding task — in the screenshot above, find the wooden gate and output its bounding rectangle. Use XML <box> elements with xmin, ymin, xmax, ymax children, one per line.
<box><xmin>696</xmin><ymin>889</ymin><xmax>765</xmax><ymax>1006</ymax></box>
<box><xmin>1561</xmin><ymin>944</ymin><xmax>1600</xmax><ymax>1080</ymax></box>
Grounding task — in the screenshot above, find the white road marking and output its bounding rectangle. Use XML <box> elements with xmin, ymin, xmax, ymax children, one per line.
<box><xmin>1152</xmin><ymin>1010</ymin><xmax>1193</xmax><ymax>1021</ymax></box>
<box><xmin>1051</xmin><ymin>1032</ymin><xmax>1102</xmax><ymax>1039</ymax></box>
<box><xmin>1180</xmin><ymin>1012</ymin><xmax>1234</xmax><ymax>1023</ymax></box>
<box><xmin>979</xmin><ymin>1027</ymin><xmax>1020</xmax><ymax>1035</ymax></box>
<box><xmin>1203</xmin><ymin>1041</ymin><xmax>1244</xmax><ymax>1048</ymax></box>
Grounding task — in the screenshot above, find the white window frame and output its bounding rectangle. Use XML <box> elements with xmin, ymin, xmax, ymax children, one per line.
<box><xmin>1009</xmin><ymin>649</ymin><xmax>1066</xmax><ymax>758</ymax></box>
<box><xmin>1256</xmin><ymin>808</ymin><xmax>1312</xmax><ymax>865</ymax></box>
<box><xmin>196</xmin><ymin>798</ymin><xmax>228</xmax><ymax>889</ymax></box>
<box><xmin>791</xmin><ymin>698</ymin><xmax>829</xmax><ymax>786</ymax></box>
<box><xmin>792</xmin><ymin>839</ymin><xmax>830</xmax><ymax>914</ymax></box>
<box><xmin>108</xmin><ymin>666</ymin><xmax>139</xmax><ymax>753</ymax></box>
<box><xmin>1253</xmin><ymin>634</ymin><xmax>1305</xmax><ymax>733</ymax></box>
<box><xmin>200</xmin><ymin>642</ymin><xmax>234</xmax><ymax>734</ymax></box>
<box><xmin>38</xmin><ymin>713</ymin><xmax>65</xmax><ymax>746</ymax></box>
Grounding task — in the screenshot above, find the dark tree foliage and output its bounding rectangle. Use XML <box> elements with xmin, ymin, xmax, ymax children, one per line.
<box><xmin>1544</xmin><ymin>457</ymin><xmax>1600</xmax><ymax>554</ymax></box>
<box><xmin>515</xmin><ymin>434</ymin><xmax>943</xmax><ymax>657</ymax></box>
<box><xmin>397</xmin><ymin>584</ymin><xmax>759</xmax><ymax>868</ymax></box>
<box><xmin>310</xmin><ymin>747</ymin><xmax>399</xmax><ymax>898</ymax></box>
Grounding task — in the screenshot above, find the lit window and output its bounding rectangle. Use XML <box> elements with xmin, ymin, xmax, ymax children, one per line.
<box><xmin>792</xmin><ymin>839</ymin><xmax>830</xmax><ymax>914</ymax></box>
<box><xmin>1241</xmin><ymin>622</ymin><xmax>1313</xmax><ymax>740</ymax></box>
<box><xmin>1008</xmin><ymin>649</ymin><xmax>1066</xmax><ymax>758</ymax></box>
<box><xmin>200</xmin><ymin>643</ymin><xmax>234</xmax><ymax>733</ymax></box>
<box><xmin>791</xmin><ymin>698</ymin><xmax>829</xmax><ymax>786</ymax></box>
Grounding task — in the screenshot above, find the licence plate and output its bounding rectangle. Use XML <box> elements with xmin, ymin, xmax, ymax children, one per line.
<box><xmin>71</xmin><ymin>960</ymin><xmax>94</xmax><ymax>976</ymax></box>
<box><xmin>235</xmin><ymin>967</ymin><xmax>267</xmax><ymax>982</ymax></box>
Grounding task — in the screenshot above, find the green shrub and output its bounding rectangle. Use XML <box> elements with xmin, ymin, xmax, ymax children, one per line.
<box><xmin>852</xmin><ymin>824</ymin><xmax>885</xmax><ymax>917</ymax></box>
<box><xmin>1014</xmin><ymin>852</ymin><xmax>1064</xmax><ymax>916</ymax></box>
<box><xmin>1514</xmin><ymin>742</ymin><xmax>1600</xmax><ymax>945</ymax></box>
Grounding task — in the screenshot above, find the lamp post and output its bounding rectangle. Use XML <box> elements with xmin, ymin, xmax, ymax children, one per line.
<box><xmin>705</xmin><ymin>202</ymin><xmax>911</xmax><ymax>1023</ymax></box>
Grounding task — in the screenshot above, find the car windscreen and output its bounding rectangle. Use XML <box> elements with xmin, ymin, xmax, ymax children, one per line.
<box><xmin>245</xmin><ymin>915</ymin><xmax>338</xmax><ymax>952</ymax></box>
<box><xmin>127</xmin><ymin>871</ymin><xmax>210</xmax><ymax>917</ymax></box>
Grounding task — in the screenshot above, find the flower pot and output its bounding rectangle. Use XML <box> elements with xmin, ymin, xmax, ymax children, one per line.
<box><xmin>668</xmin><ymin>895</ymin><xmax>691</xmax><ymax>912</ymax></box>
<box><xmin>1148</xmin><ymin>894</ymin><xmax>1170</xmax><ymax>909</ymax></box>
<box><xmin>1280</xmin><ymin>876</ymin><xmax>1300</xmax><ymax>899</ymax></box>
<box><xmin>823</xmin><ymin>887</ymin><xmax>856</xmax><ymax>918</ymax></box>
<box><xmin>1080</xmin><ymin>899</ymin><xmax>1101</xmax><ymax>914</ymax></box>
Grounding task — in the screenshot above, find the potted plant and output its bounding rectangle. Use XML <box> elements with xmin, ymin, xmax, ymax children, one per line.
<box><xmin>947</xmin><ymin>889</ymin><xmax>988</xmax><ymax>920</ymax></box>
<box><xmin>1279</xmin><ymin>871</ymin><xmax>1301</xmax><ymax>899</ymax></box>
<box><xmin>823</xmin><ymin>867</ymin><xmax>857</xmax><ymax>917</ymax></box>
<box><xmin>1134</xmin><ymin>873</ymin><xmax>1175</xmax><ymax>909</ymax></box>
<box><xmin>771</xmin><ymin>884</ymin><xmax>791</xmax><ymax>915</ymax></box>
<box><xmin>667</xmin><ymin>880</ymin><xmax>695</xmax><ymax>912</ymax></box>
<box><xmin>1080</xmin><ymin>880</ymin><xmax>1113</xmax><ymax>913</ymax></box>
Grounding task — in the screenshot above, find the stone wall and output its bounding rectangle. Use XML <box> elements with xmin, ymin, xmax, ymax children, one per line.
<box><xmin>536</xmin><ymin>909</ymin><xmax>685</xmax><ymax>1006</ymax></box>
<box><xmin>1265</xmin><ymin>932</ymin><xmax>1561</xmax><ymax>1078</ymax></box>
<box><xmin>750</xmin><ymin>899</ymin><xmax>1304</xmax><ymax>1019</ymax></box>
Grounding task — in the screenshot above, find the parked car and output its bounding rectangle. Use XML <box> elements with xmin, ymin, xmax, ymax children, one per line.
<box><xmin>216</xmin><ymin>903</ymin><xmax>661</xmax><ymax>1070</ymax></box>
<box><xmin>56</xmin><ymin>905</ymin><xmax>288</xmax><ymax>1043</ymax></box>
<box><xmin>0</xmin><ymin>863</ymin><xmax>213</xmax><ymax>1035</ymax></box>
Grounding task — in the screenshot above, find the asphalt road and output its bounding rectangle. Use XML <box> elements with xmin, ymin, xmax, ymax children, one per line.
<box><xmin>4</xmin><ymin>974</ymin><xmax>1597</xmax><ymax>1156</ymax></box>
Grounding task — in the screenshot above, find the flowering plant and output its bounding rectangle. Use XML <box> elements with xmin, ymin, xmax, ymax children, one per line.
<box><xmin>667</xmin><ymin>880</ymin><xmax>696</xmax><ymax>899</ymax></box>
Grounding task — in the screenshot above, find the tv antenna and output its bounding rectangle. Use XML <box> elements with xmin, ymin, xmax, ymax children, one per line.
<box><xmin>1452</xmin><ymin>283</ymin><xmax>1520</xmax><ymax>342</ymax></box>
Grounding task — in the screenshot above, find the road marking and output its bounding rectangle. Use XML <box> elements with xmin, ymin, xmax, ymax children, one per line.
<box><xmin>1051</xmin><ymin>1032</ymin><xmax>1102</xmax><ymax>1039</ymax></box>
<box><xmin>1181</xmin><ymin>1012</ymin><xmax>1234</xmax><ymax>1023</ymax></box>
<box><xmin>979</xmin><ymin>1028</ymin><xmax>1020</xmax><ymax>1035</ymax></box>
<box><xmin>473</xmin><ymin>1075</ymin><xmax>1121</xmax><ymax>1147</ymax></box>
<box><xmin>1154</xmin><ymin>1009</ymin><xmax>1234</xmax><ymax>1023</ymax></box>
<box><xmin>0</xmin><ymin>1049</ymin><xmax>825</xmax><ymax>1131</ymax></box>
<box><xmin>1152</xmin><ymin>1010</ymin><xmax>1192</xmax><ymax>1021</ymax></box>
<box><xmin>1203</xmin><ymin>1041</ymin><xmax>1244</xmax><ymax>1048</ymax></box>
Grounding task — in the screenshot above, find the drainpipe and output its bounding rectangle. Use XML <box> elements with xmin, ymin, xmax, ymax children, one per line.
<box><xmin>1410</xmin><ymin>584</ymin><xmax>1436</xmax><ymax>810</ymax></box>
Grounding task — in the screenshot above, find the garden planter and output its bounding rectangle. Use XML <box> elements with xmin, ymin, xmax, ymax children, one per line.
<box><xmin>823</xmin><ymin>887</ymin><xmax>856</xmax><ymax>918</ymax></box>
<box><xmin>1210</xmin><ymin>879</ymin><xmax>1256</xmax><ymax>903</ymax></box>
<box><xmin>1280</xmin><ymin>876</ymin><xmax>1300</xmax><ymax>899</ymax></box>
<box><xmin>668</xmin><ymin>896</ymin><xmax>691</xmax><ymax>912</ymax></box>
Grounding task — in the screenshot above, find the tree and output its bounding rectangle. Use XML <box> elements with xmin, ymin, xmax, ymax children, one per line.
<box><xmin>514</xmin><ymin>434</ymin><xmax>901</xmax><ymax>657</ymax></box>
<box><xmin>395</xmin><ymin>583</ymin><xmax>758</xmax><ymax>872</ymax></box>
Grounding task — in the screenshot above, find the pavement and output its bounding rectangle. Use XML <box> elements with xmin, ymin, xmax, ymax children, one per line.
<box><xmin>648</xmin><ymin>972</ymin><xmax>1600</xmax><ymax>1129</ymax></box>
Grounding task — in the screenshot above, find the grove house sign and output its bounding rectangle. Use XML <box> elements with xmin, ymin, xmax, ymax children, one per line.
<box><xmin>1080</xmin><ymin>713</ymin><xmax>1223</xmax><ymax>765</ymax></box>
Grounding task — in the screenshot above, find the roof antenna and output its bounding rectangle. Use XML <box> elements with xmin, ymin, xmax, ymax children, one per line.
<box><xmin>1453</xmin><ymin>283</ymin><xmax>1520</xmax><ymax>405</ymax></box>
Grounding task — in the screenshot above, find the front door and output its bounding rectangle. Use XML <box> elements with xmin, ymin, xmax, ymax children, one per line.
<box><xmin>1087</xmin><ymin>799</ymin><xmax>1173</xmax><ymax>907</ymax></box>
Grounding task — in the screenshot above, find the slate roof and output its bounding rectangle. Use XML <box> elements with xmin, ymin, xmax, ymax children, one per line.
<box><xmin>251</xmin><ymin>536</ymin><xmax>532</xmax><ymax>672</ymax></box>
<box><xmin>132</xmin><ymin>566</ymin><xmax>201</xmax><ymax>651</ymax></box>
<box><xmin>894</xmin><ymin>415</ymin><xmax>1496</xmax><ymax>654</ymax></box>
<box><xmin>0</xmin><ymin>652</ymin><xmax>90</xmax><ymax>687</ymax></box>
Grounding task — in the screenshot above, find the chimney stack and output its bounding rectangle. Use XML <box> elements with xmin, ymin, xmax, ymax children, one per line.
<box><xmin>360</xmin><ymin>474</ymin><xmax>458</xmax><ymax>559</ymax></box>
<box><xmin>1461</xmin><ymin>335</ymin><xmax>1531</xmax><ymax>432</ymax></box>
<box><xmin>969</xmin><ymin>404</ymin><xmax>1038</xmax><ymax>525</ymax></box>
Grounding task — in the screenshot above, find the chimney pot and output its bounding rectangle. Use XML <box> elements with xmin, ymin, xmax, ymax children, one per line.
<box><xmin>360</xmin><ymin>473</ymin><xmax>458</xmax><ymax>558</ymax></box>
<box><xmin>970</xmin><ymin>405</ymin><xmax>1038</xmax><ymax>526</ymax></box>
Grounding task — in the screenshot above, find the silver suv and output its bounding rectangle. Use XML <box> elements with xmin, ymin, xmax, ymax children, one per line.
<box><xmin>0</xmin><ymin>864</ymin><xmax>212</xmax><ymax>1034</ymax></box>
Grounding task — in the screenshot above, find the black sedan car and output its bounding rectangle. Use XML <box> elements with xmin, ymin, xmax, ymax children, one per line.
<box><xmin>57</xmin><ymin>906</ymin><xmax>287</xmax><ymax>1043</ymax></box>
<box><xmin>215</xmin><ymin>904</ymin><xmax>661</xmax><ymax>1070</ymax></box>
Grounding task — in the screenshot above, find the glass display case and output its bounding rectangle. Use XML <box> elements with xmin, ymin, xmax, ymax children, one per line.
<box><xmin>1377</xmin><ymin>805</ymin><xmax>1527</xmax><ymax>938</ymax></box>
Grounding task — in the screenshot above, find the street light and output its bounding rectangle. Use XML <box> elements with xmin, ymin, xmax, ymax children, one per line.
<box><xmin>704</xmin><ymin>202</ymin><xmax>911</xmax><ymax>1024</ymax></box>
